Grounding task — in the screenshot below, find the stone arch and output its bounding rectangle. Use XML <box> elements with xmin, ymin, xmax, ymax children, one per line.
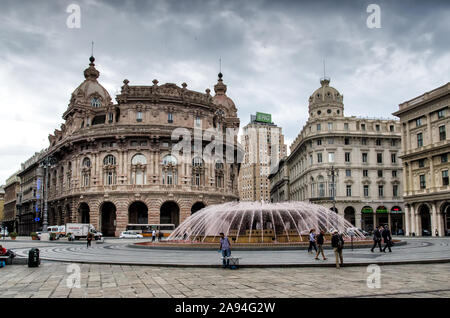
<box><xmin>191</xmin><ymin>202</ymin><xmax>206</xmax><ymax>215</ymax></box>
<box><xmin>439</xmin><ymin>201</ymin><xmax>450</xmax><ymax>236</ymax></box>
<box><xmin>418</xmin><ymin>203</ymin><xmax>431</xmax><ymax>235</ymax></box>
<box><xmin>100</xmin><ymin>201</ymin><xmax>117</xmax><ymax>237</ymax></box>
<box><xmin>160</xmin><ymin>201</ymin><xmax>180</xmax><ymax>227</ymax></box>
<box><xmin>128</xmin><ymin>201</ymin><xmax>149</xmax><ymax>224</ymax></box>
<box><xmin>78</xmin><ymin>202</ymin><xmax>90</xmax><ymax>223</ymax></box>
<box><xmin>344</xmin><ymin>206</ymin><xmax>356</xmax><ymax>226</ymax></box>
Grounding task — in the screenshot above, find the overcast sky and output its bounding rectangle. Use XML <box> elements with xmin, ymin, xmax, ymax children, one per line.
<box><xmin>1</xmin><ymin>0</ymin><xmax>449</xmax><ymax>184</ymax></box>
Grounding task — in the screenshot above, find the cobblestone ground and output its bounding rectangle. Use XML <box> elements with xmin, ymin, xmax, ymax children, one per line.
<box><xmin>0</xmin><ymin>262</ymin><xmax>448</xmax><ymax>298</ymax></box>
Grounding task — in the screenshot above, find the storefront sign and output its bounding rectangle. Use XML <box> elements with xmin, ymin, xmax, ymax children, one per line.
<box><xmin>376</xmin><ymin>206</ymin><xmax>388</xmax><ymax>213</ymax></box>
<box><xmin>362</xmin><ymin>206</ymin><xmax>373</xmax><ymax>213</ymax></box>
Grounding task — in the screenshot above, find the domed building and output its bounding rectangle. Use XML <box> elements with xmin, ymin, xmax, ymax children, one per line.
<box><xmin>270</xmin><ymin>77</ymin><xmax>405</xmax><ymax>233</ymax></box>
<box><xmin>40</xmin><ymin>56</ymin><xmax>240</xmax><ymax>236</ymax></box>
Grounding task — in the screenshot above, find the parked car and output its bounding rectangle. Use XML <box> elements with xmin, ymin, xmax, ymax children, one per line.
<box><xmin>422</xmin><ymin>229</ymin><xmax>431</xmax><ymax>236</ymax></box>
<box><xmin>119</xmin><ymin>231</ymin><xmax>143</xmax><ymax>239</ymax></box>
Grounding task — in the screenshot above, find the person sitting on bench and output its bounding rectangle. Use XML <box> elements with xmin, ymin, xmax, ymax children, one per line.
<box><xmin>0</xmin><ymin>245</ymin><xmax>7</xmax><ymax>256</ymax></box>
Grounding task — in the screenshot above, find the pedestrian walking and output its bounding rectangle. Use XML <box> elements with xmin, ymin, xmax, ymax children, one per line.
<box><xmin>315</xmin><ymin>230</ymin><xmax>327</xmax><ymax>260</ymax></box>
<box><xmin>219</xmin><ymin>232</ymin><xmax>231</xmax><ymax>268</ymax></box>
<box><xmin>371</xmin><ymin>226</ymin><xmax>383</xmax><ymax>252</ymax></box>
<box><xmin>158</xmin><ymin>230</ymin><xmax>163</xmax><ymax>242</ymax></box>
<box><xmin>382</xmin><ymin>225</ymin><xmax>392</xmax><ymax>253</ymax></box>
<box><xmin>331</xmin><ymin>230</ymin><xmax>344</xmax><ymax>268</ymax></box>
<box><xmin>152</xmin><ymin>229</ymin><xmax>156</xmax><ymax>242</ymax></box>
<box><xmin>307</xmin><ymin>229</ymin><xmax>317</xmax><ymax>254</ymax></box>
<box><xmin>86</xmin><ymin>232</ymin><xmax>92</xmax><ymax>248</ymax></box>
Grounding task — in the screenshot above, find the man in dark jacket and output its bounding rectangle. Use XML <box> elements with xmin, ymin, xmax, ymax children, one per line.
<box><xmin>331</xmin><ymin>230</ymin><xmax>344</xmax><ymax>268</ymax></box>
<box><xmin>382</xmin><ymin>225</ymin><xmax>392</xmax><ymax>252</ymax></box>
<box><xmin>371</xmin><ymin>226</ymin><xmax>383</xmax><ymax>252</ymax></box>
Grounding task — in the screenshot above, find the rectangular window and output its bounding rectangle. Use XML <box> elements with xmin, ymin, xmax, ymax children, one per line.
<box><xmin>168</xmin><ymin>112</ymin><xmax>173</xmax><ymax>123</ymax></box>
<box><xmin>376</xmin><ymin>124</ymin><xmax>380</xmax><ymax>131</ymax></box>
<box><xmin>392</xmin><ymin>170</ymin><xmax>397</xmax><ymax>178</ymax></box>
<box><xmin>317</xmin><ymin>139</ymin><xmax>322</xmax><ymax>146</ymax></box>
<box><xmin>362</xmin><ymin>153</ymin><xmax>368</xmax><ymax>163</ymax></box>
<box><xmin>346</xmin><ymin>169</ymin><xmax>351</xmax><ymax>177</ymax></box>
<box><xmin>361</xmin><ymin>123</ymin><xmax>366</xmax><ymax>131</ymax></box>
<box><xmin>309</xmin><ymin>155</ymin><xmax>313</xmax><ymax>165</ymax></box>
<box><xmin>361</xmin><ymin>138</ymin><xmax>367</xmax><ymax>145</ymax></box>
<box><xmin>328</xmin><ymin>152</ymin><xmax>335</xmax><ymax>163</ymax></box>
<box><xmin>108</xmin><ymin>112</ymin><xmax>114</xmax><ymax>123</ymax></box>
<box><xmin>344</xmin><ymin>123</ymin><xmax>349</xmax><ymax>130</ymax></box>
<box><xmin>443</xmin><ymin>170</ymin><xmax>449</xmax><ymax>186</ymax></box>
<box><xmin>317</xmin><ymin>153</ymin><xmax>323</xmax><ymax>163</ymax></box>
<box><xmin>345</xmin><ymin>152</ymin><xmax>351</xmax><ymax>163</ymax></box>
<box><xmin>376</xmin><ymin>139</ymin><xmax>381</xmax><ymax>146</ymax></box>
<box><xmin>439</xmin><ymin>125</ymin><xmax>446</xmax><ymax>141</ymax></box>
<box><xmin>363</xmin><ymin>170</ymin><xmax>368</xmax><ymax>177</ymax></box>
<box><xmin>418</xmin><ymin>159</ymin><xmax>425</xmax><ymax>168</ymax></box>
<box><xmin>328</xmin><ymin>138</ymin><xmax>334</xmax><ymax>144</ymax></box>
<box><xmin>442</xmin><ymin>154</ymin><xmax>448</xmax><ymax>163</ymax></box>
<box><xmin>328</xmin><ymin>123</ymin><xmax>333</xmax><ymax>130</ymax></box>
<box><xmin>390</xmin><ymin>125</ymin><xmax>394</xmax><ymax>132</ymax></box>
<box><xmin>346</xmin><ymin>185</ymin><xmax>352</xmax><ymax>197</ymax></box>
<box><xmin>364</xmin><ymin>185</ymin><xmax>369</xmax><ymax>197</ymax></box>
<box><xmin>377</xmin><ymin>170</ymin><xmax>383</xmax><ymax>178</ymax></box>
<box><xmin>391</xmin><ymin>139</ymin><xmax>396</xmax><ymax>147</ymax></box>
<box><xmin>417</xmin><ymin>133</ymin><xmax>423</xmax><ymax>147</ymax></box>
<box><xmin>438</xmin><ymin>109</ymin><xmax>445</xmax><ymax>119</ymax></box>
<box><xmin>344</xmin><ymin>138</ymin><xmax>350</xmax><ymax>145</ymax></box>
<box><xmin>195</xmin><ymin>116</ymin><xmax>201</xmax><ymax>127</ymax></box>
<box><xmin>393</xmin><ymin>185</ymin><xmax>398</xmax><ymax>197</ymax></box>
<box><xmin>377</xmin><ymin>153</ymin><xmax>383</xmax><ymax>164</ymax></box>
<box><xmin>136</xmin><ymin>112</ymin><xmax>142</xmax><ymax>122</ymax></box>
<box><xmin>416</xmin><ymin>117</ymin><xmax>422</xmax><ymax>127</ymax></box>
<box><xmin>378</xmin><ymin>185</ymin><xmax>384</xmax><ymax>197</ymax></box>
<box><xmin>420</xmin><ymin>174</ymin><xmax>426</xmax><ymax>189</ymax></box>
<box><xmin>317</xmin><ymin>124</ymin><xmax>321</xmax><ymax>131</ymax></box>
<box><xmin>391</xmin><ymin>153</ymin><xmax>397</xmax><ymax>164</ymax></box>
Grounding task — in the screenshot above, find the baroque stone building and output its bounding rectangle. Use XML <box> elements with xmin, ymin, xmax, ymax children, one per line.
<box><xmin>269</xmin><ymin>78</ymin><xmax>404</xmax><ymax>233</ymax></box>
<box><xmin>239</xmin><ymin>113</ymin><xmax>287</xmax><ymax>202</ymax></box>
<box><xmin>33</xmin><ymin>56</ymin><xmax>240</xmax><ymax>236</ymax></box>
<box><xmin>2</xmin><ymin>172</ymin><xmax>20</xmax><ymax>233</ymax></box>
<box><xmin>393</xmin><ymin>82</ymin><xmax>450</xmax><ymax>236</ymax></box>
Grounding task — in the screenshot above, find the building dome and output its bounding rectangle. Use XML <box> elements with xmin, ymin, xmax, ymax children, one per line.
<box><xmin>308</xmin><ymin>77</ymin><xmax>344</xmax><ymax>118</ymax></box>
<box><xmin>212</xmin><ymin>73</ymin><xmax>237</xmax><ymax>116</ymax></box>
<box><xmin>70</xmin><ymin>56</ymin><xmax>112</xmax><ymax>107</ymax></box>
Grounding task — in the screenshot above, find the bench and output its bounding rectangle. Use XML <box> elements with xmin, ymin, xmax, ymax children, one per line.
<box><xmin>221</xmin><ymin>256</ymin><xmax>241</xmax><ymax>269</ymax></box>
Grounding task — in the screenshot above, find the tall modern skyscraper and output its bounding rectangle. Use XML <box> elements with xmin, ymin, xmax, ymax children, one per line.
<box><xmin>239</xmin><ymin>113</ymin><xmax>287</xmax><ymax>202</ymax></box>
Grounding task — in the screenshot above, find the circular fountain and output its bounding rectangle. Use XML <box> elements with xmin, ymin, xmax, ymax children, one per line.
<box><xmin>164</xmin><ymin>201</ymin><xmax>366</xmax><ymax>246</ymax></box>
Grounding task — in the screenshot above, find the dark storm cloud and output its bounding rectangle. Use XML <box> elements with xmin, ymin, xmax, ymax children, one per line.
<box><xmin>0</xmin><ymin>0</ymin><xmax>449</xmax><ymax>183</ymax></box>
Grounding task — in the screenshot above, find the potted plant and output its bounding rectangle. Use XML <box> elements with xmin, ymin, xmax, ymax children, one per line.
<box><xmin>30</xmin><ymin>232</ymin><xmax>38</xmax><ymax>240</ymax></box>
<box><xmin>49</xmin><ymin>232</ymin><xmax>56</xmax><ymax>240</ymax></box>
<box><xmin>9</xmin><ymin>232</ymin><xmax>18</xmax><ymax>240</ymax></box>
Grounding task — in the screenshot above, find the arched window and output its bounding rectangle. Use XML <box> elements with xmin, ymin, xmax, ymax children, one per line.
<box><xmin>162</xmin><ymin>155</ymin><xmax>177</xmax><ymax>186</ymax></box>
<box><xmin>131</xmin><ymin>154</ymin><xmax>147</xmax><ymax>185</ymax></box>
<box><xmin>103</xmin><ymin>155</ymin><xmax>116</xmax><ymax>166</ymax></box>
<box><xmin>91</xmin><ymin>97</ymin><xmax>101</xmax><ymax>108</ymax></box>
<box><xmin>82</xmin><ymin>157</ymin><xmax>91</xmax><ymax>167</ymax></box>
<box><xmin>103</xmin><ymin>155</ymin><xmax>117</xmax><ymax>185</ymax></box>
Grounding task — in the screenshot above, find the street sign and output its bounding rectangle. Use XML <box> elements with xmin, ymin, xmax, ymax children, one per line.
<box><xmin>35</xmin><ymin>217</ymin><xmax>40</xmax><ymax>222</ymax></box>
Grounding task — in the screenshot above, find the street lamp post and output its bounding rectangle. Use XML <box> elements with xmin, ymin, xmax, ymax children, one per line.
<box><xmin>41</xmin><ymin>156</ymin><xmax>56</xmax><ymax>232</ymax></box>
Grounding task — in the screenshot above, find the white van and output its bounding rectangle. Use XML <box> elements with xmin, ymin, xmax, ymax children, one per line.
<box><xmin>47</xmin><ymin>225</ymin><xmax>66</xmax><ymax>238</ymax></box>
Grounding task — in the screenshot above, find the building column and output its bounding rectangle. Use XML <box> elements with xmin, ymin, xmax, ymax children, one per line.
<box><xmin>431</xmin><ymin>202</ymin><xmax>438</xmax><ymax>236</ymax></box>
<box><xmin>438</xmin><ymin>210</ymin><xmax>445</xmax><ymax>237</ymax></box>
<box><xmin>426</xmin><ymin>113</ymin><xmax>432</xmax><ymax>145</ymax></box>
<box><xmin>429</xmin><ymin>156</ymin><xmax>435</xmax><ymax>191</ymax></box>
<box><xmin>373</xmin><ymin>212</ymin><xmax>377</xmax><ymax>228</ymax></box>
<box><xmin>406</xmin><ymin>122</ymin><xmax>411</xmax><ymax>154</ymax></box>
<box><xmin>404</xmin><ymin>205</ymin><xmax>410</xmax><ymax>236</ymax></box>
<box><xmin>403</xmin><ymin>163</ymin><xmax>409</xmax><ymax>196</ymax></box>
<box><xmin>408</xmin><ymin>163</ymin><xmax>413</xmax><ymax>195</ymax></box>
<box><xmin>410</xmin><ymin>204</ymin><xmax>416</xmax><ymax>235</ymax></box>
<box><xmin>415</xmin><ymin>209</ymin><xmax>421</xmax><ymax>236</ymax></box>
<box><xmin>388</xmin><ymin>212</ymin><xmax>392</xmax><ymax>230</ymax></box>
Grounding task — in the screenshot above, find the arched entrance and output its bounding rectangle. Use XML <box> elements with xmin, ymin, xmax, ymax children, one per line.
<box><xmin>78</xmin><ymin>203</ymin><xmax>90</xmax><ymax>223</ymax></box>
<box><xmin>191</xmin><ymin>202</ymin><xmax>206</xmax><ymax>215</ymax></box>
<box><xmin>376</xmin><ymin>206</ymin><xmax>389</xmax><ymax>228</ymax></box>
<box><xmin>344</xmin><ymin>206</ymin><xmax>356</xmax><ymax>226</ymax></box>
<box><xmin>419</xmin><ymin>204</ymin><xmax>431</xmax><ymax>236</ymax></box>
<box><xmin>160</xmin><ymin>201</ymin><xmax>180</xmax><ymax>227</ymax></box>
<box><xmin>101</xmin><ymin>202</ymin><xmax>117</xmax><ymax>237</ymax></box>
<box><xmin>128</xmin><ymin>201</ymin><xmax>148</xmax><ymax>224</ymax></box>
<box><xmin>330</xmin><ymin>207</ymin><xmax>338</xmax><ymax>213</ymax></box>
<box><xmin>441</xmin><ymin>202</ymin><xmax>450</xmax><ymax>236</ymax></box>
<box><xmin>361</xmin><ymin>206</ymin><xmax>374</xmax><ymax>232</ymax></box>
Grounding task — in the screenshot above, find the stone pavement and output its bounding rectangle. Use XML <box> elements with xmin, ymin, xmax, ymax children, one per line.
<box><xmin>0</xmin><ymin>262</ymin><xmax>449</xmax><ymax>298</ymax></box>
<box><xmin>5</xmin><ymin>237</ymin><xmax>450</xmax><ymax>266</ymax></box>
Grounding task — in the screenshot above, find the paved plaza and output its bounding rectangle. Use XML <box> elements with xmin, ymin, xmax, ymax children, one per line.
<box><xmin>0</xmin><ymin>261</ymin><xmax>449</xmax><ymax>298</ymax></box>
<box><xmin>3</xmin><ymin>237</ymin><xmax>450</xmax><ymax>266</ymax></box>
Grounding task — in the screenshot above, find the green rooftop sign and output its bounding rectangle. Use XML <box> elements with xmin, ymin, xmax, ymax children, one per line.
<box><xmin>255</xmin><ymin>112</ymin><xmax>272</xmax><ymax>123</ymax></box>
